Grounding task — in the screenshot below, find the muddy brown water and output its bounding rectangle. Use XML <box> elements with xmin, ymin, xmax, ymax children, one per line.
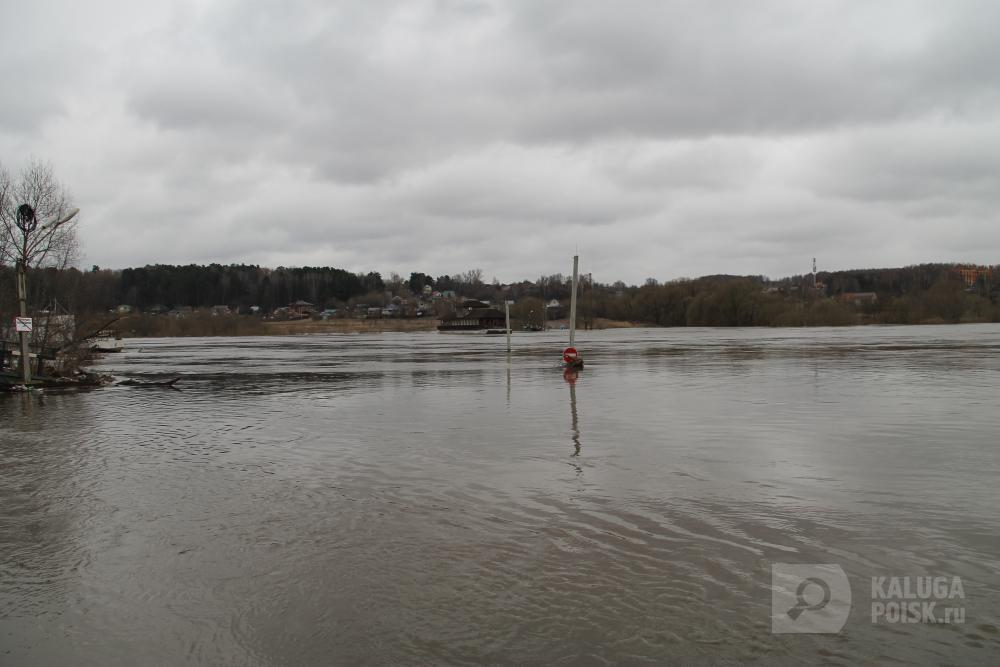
<box><xmin>2</xmin><ymin>325</ymin><xmax>999</xmax><ymax>664</ymax></box>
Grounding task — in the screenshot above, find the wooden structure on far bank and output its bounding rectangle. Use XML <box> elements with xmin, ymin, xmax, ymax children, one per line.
<box><xmin>437</xmin><ymin>300</ymin><xmax>506</xmax><ymax>331</ymax></box>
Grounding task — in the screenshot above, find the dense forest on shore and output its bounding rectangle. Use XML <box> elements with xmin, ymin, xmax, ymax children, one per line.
<box><xmin>2</xmin><ymin>262</ymin><xmax>998</xmax><ymax>333</ymax></box>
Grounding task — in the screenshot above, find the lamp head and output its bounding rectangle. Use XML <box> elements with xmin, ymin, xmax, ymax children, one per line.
<box><xmin>16</xmin><ymin>204</ymin><xmax>37</xmax><ymax>233</ymax></box>
<box><xmin>42</xmin><ymin>207</ymin><xmax>80</xmax><ymax>230</ymax></box>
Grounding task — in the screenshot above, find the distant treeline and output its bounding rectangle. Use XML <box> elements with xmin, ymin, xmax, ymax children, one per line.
<box><xmin>586</xmin><ymin>276</ymin><xmax>998</xmax><ymax>327</ymax></box>
<box><xmin>2</xmin><ymin>262</ymin><xmax>998</xmax><ymax>328</ymax></box>
<box><xmin>581</xmin><ymin>264</ymin><xmax>999</xmax><ymax>326</ymax></box>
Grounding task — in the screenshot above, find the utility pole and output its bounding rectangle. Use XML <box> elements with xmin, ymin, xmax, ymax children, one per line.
<box><xmin>16</xmin><ymin>260</ymin><xmax>30</xmax><ymax>384</ymax></box>
<box><xmin>504</xmin><ymin>301</ymin><xmax>511</xmax><ymax>353</ymax></box>
<box><xmin>15</xmin><ymin>206</ymin><xmax>37</xmax><ymax>386</ymax></box>
<box><xmin>569</xmin><ymin>255</ymin><xmax>579</xmax><ymax>349</ymax></box>
<box><xmin>587</xmin><ymin>272</ymin><xmax>593</xmax><ymax>330</ymax></box>
<box><xmin>12</xmin><ymin>204</ymin><xmax>79</xmax><ymax>386</ymax></box>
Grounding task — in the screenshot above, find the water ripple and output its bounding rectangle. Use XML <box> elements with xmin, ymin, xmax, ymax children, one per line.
<box><xmin>2</xmin><ymin>325</ymin><xmax>1000</xmax><ymax>663</ymax></box>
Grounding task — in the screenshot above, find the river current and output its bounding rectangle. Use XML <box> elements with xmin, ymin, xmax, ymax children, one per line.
<box><xmin>2</xmin><ymin>325</ymin><xmax>999</xmax><ymax>664</ymax></box>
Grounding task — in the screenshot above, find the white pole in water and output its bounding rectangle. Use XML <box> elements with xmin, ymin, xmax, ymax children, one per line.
<box><xmin>505</xmin><ymin>302</ymin><xmax>511</xmax><ymax>353</ymax></box>
<box><xmin>569</xmin><ymin>255</ymin><xmax>579</xmax><ymax>349</ymax></box>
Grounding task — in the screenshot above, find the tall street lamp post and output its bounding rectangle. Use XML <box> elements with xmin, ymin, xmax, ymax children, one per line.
<box><xmin>13</xmin><ymin>204</ymin><xmax>79</xmax><ymax>386</ymax></box>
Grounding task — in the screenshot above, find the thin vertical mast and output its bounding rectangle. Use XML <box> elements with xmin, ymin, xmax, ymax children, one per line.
<box><xmin>569</xmin><ymin>255</ymin><xmax>579</xmax><ymax>348</ymax></box>
<box><xmin>505</xmin><ymin>302</ymin><xmax>511</xmax><ymax>352</ymax></box>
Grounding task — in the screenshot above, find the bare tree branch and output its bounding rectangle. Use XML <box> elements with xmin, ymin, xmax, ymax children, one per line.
<box><xmin>0</xmin><ymin>165</ymin><xmax>17</xmax><ymax>266</ymax></box>
<box><xmin>0</xmin><ymin>158</ymin><xmax>79</xmax><ymax>272</ymax></box>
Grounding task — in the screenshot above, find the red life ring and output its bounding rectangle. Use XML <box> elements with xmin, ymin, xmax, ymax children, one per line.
<box><xmin>562</xmin><ymin>347</ymin><xmax>579</xmax><ymax>364</ymax></box>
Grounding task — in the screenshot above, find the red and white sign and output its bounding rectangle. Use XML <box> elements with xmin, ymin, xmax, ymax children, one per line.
<box><xmin>14</xmin><ymin>317</ymin><xmax>33</xmax><ymax>333</ymax></box>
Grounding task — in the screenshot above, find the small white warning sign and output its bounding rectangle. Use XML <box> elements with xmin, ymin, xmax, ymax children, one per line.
<box><xmin>14</xmin><ymin>317</ymin><xmax>33</xmax><ymax>333</ymax></box>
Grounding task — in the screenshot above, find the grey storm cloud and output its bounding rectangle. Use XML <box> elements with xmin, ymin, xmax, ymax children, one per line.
<box><xmin>1</xmin><ymin>0</ymin><xmax>998</xmax><ymax>283</ymax></box>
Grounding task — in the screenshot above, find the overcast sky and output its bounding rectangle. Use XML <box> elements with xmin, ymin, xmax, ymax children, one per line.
<box><xmin>1</xmin><ymin>0</ymin><xmax>998</xmax><ymax>284</ymax></box>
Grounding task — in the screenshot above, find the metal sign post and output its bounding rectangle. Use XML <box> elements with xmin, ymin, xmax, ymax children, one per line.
<box><xmin>504</xmin><ymin>302</ymin><xmax>511</xmax><ymax>353</ymax></box>
<box><xmin>10</xmin><ymin>204</ymin><xmax>79</xmax><ymax>386</ymax></box>
<box><xmin>16</xmin><ymin>265</ymin><xmax>32</xmax><ymax>384</ymax></box>
<box><xmin>15</xmin><ymin>205</ymin><xmax>37</xmax><ymax>386</ymax></box>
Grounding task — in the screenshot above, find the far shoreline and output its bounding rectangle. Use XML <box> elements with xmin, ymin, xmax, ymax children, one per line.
<box><xmin>114</xmin><ymin>316</ymin><xmax>999</xmax><ymax>338</ymax></box>
<box><xmin>116</xmin><ymin>316</ymin><xmax>641</xmax><ymax>338</ymax></box>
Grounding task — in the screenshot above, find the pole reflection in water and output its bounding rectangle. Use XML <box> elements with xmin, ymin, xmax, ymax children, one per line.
<box><xmin>9</xmin><ymin>390</ymin><xmax>45</xmax><ymax>423</ymax></box>
<box><xmin>563</xmin><ymin>367</ymin><xmax>581</xmax><ymax>459</ymax></box>
<box><xmin>506</xmin><ymin>359</ymin><xmax>511</xmax><ymax>406</ymax></box>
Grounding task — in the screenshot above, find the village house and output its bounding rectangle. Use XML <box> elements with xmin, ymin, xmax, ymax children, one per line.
<box><xmin>288</xmin><ymin>300</ymin><xmax>315</xmax><ymax>319</ymax></box>
<box><xmin>437</xmin><ymin>304</ymin><xmax>506</xmax><ymax>331</ymax></box>
<box><xmin>461</xmin><ymin>299</ymin><xmax>490</xmax><ymax>309</ymax></box>
<box><xmin>955</xmin><ymin>265</ymin><xmax>992</xmax><ymax>287</ymax></box>
<box><xmin>545</xmin><ymin>298</ymin><xmax>564</xmax><ymax>319</ymax></box>
<box><xmin>837</xmin><ymin>292</ymin><xmax>879</xmax><ymax>305</ymax></box>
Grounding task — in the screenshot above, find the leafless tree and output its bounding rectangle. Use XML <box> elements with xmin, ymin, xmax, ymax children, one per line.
<box><xmin>0</xmin><ymin>167</ymin><xmax>12</xmax><ymax>268</ymax></box>
<box><xmin>460</xmin><ymin>268</ymin><xmax>484</xmax><ymax>285</ymax></box>
<box><xmin>387</xmin><ymin>272</ymin><xmax>406</xmax><ymax>295</ymax></box>
<box><xmin>0</xmin><ymin>158</ymin><xmax>79</xmax><ymax>272</ymax></box>
<box><xmin>0</xmin><ymin>159</ymin><xmax>80</xmax><ymax>362</ymax></box>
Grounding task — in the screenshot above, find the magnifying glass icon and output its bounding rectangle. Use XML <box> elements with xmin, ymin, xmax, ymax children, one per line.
<box><xmin>787</xmin><ymin>576</ymin><xmax>831</xmax><ymax>620</ymax></box>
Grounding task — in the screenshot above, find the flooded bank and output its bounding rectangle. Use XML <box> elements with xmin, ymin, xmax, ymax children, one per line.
<box><xmin>2</xmin><ymin>325</ymin><xmax>1000</xmax><ymax>664</ymax></box>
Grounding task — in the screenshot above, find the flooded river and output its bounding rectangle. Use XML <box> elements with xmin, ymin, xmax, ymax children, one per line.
<box><xmin>2</xmin><ymin>325</ymin><xmax>1000</xmax><ymax>664</ymax></box>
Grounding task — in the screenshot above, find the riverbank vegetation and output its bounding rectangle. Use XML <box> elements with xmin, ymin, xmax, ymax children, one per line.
<box><xmin>589</xmin><ymin>272</ymin><xmax>1000</xmax><ymax>327</ymax></box>
<box><xmin>3</xmin><ymin>262</ymin><xmax>998</xmax><ymax>339</ymax></box>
